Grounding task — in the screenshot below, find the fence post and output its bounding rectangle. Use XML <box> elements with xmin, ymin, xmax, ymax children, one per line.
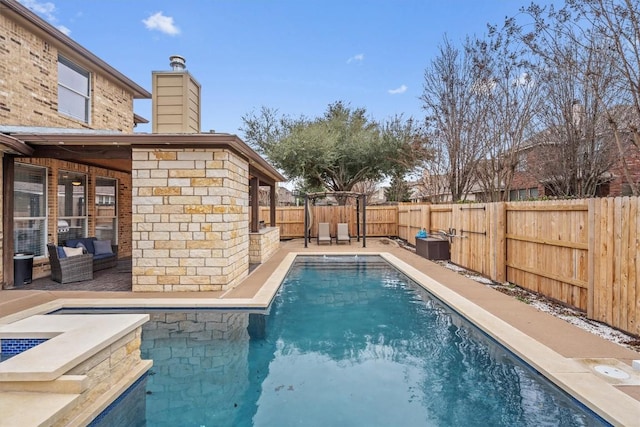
<box><xmin>493</xmin><ymin>202</ymin><xmax>506</xmax><ymax>283</ymax></box>
<box><xmin>587</xmin><ymin>198</ymin><xmax>595</xmax><ymax>320</ymax></box>
<box><xmin>423</xmin><ymin>204</ymin><xmax>431</xmax><ymax>236</ymax></box>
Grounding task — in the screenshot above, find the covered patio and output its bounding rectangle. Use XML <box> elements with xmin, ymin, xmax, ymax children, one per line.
<box><xmin>2</xmin><ymin>131</ymin><xmax>285</xmax><ymax>291</ymax></box>
<box><xmin>11</xmin><ymin>256</ymin><xmax>133</xmax><ymax>292</ymax></box>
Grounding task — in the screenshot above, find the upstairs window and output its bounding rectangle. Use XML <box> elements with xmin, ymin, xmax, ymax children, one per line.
<box><xmin>515</xmin><ymin>153</ymin><xmax>528</xmax><ymax>172</ymax></box>
<box><xmin>58</xmin><ymin>56</ymin><xmax>90</xmax><ymax>123</ymax></box>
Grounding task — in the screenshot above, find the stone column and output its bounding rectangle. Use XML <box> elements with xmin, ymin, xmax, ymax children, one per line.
<box><xmin>131</xmin><ymin>148</ymin><xmax>249</xmax><ymax>292</ymax></box>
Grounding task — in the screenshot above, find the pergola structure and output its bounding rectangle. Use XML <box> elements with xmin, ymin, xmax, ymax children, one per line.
<box><xmin>303</xmin><ymin>191</ymin><xmax>367</xmax><ymax>248</ymax></box>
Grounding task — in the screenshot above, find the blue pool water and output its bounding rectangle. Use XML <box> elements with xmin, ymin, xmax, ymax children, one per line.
<box><xmin>138</xmin><ymin>255</ymin><xmax>607</xmax><ymax>426</ymax></box>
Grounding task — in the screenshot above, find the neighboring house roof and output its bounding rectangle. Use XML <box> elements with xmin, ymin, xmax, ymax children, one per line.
<box><xmin>134</xmin><ymin>113</ymin><xmax>149</xmax><ymax>125</ymax></box>
<box><xmin>1</xmin><ymin>0</ymin><xmax>151</xmax><ymax>99</ymax></box>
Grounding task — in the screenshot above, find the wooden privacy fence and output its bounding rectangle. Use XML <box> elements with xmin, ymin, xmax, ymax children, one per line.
<box><xmin>398</xmin><ymin>199</ymin><xmax>639</xmax><ymax>337</ymax></box>
<box><xmin>257</xmin><ymin>205</ymin><xmax>398</xmax><ymax>239</ymax></box>
<box><xmin>589</xmin><ymin>197</ymin><xmax>638</xmax><ymax>336</ymax></box>
<box><xmin>256</xmin><ymin>198</ymin><xmax>639</xmax><ymax>336</ymax></box>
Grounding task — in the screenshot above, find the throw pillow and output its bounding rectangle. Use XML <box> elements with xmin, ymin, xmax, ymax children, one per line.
<box><xmin>75</xmin><ymin>242</ymin><xmax>88</xmax><ymax>254</ymax></box>
<box><xmin>63</xmin><ymin>246</ymin><xmax>84</xmax><ymax>257</ymax></box>
<box><xmin>94</xmin><ymin>240</ymin><xmax>113</xmax><ymax>255</ymax></box>
<box><xmin>57</xmin><ymin>246</ymin><xmax>67</xmax><ymax>259</ymax></box>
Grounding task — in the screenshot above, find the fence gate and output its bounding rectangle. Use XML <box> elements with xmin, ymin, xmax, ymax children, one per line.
<box><xmin>451</xmin><ymin>204</ymin><xmax>491</xmax><ymax>277</ymax></box>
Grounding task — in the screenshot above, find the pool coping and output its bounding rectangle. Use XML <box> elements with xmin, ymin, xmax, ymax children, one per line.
<box><xmin>1</xmin><ymin>248</ymin><xmax>639</xmax><ymax>425</ymax></box>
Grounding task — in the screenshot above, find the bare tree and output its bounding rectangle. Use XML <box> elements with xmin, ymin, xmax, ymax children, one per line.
<box><xmin>565</xmin><ymin>0</ymin><xmax>640</xmax><ymax>195</ymax></box>
<box><xmin>351</xmin><ymin>180</ymin><xmax>380</xmax><ymax>205</ymax></box>
<box><xmin>511</xmin><ymin>5</ymin><xmax>622</xmax><ymax>197</ymax></box>
<box><xmin>420</xmin><ymin>37</ymin><xmax>489</xmax><ymax>202</ymax></box>
<box><xmin>467</xmin><ymin>28</ymin><xmax>542</xmax><ymax>201</ymax></box>
<box><xmin>413</xmin><ymin>142</ymin><xmax>451</xmax><ymax>202</ymax></box>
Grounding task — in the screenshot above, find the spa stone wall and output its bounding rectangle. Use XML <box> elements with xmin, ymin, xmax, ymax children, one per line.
<box><xmin>249</xmin><ymin>227</ymin><xmax>280</xmax><ymax>264</ymax></box>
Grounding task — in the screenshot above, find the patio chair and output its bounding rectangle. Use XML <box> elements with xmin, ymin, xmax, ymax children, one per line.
<box><xmin>336</xmin><ymin>223</ymin><xmax>351</xmax><ymax>244</ymax></box>
<box><xmin>47</xmin><ymin>244</ymin><xmax>94</xmax><ymax>284</ymax></box>
<box><xmin>317</xmin><ymin>222</ymin><xmax>332</xmax><ymax>245</ymax></box>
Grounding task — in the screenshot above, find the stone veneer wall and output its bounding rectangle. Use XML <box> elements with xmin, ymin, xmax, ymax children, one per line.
<box><xmin>249</xmin><ymin>227</ymin><xmax>280</xmax><ymax>264</ymax></box>
<box><xmin>0</xmin><ymin>326</ymin><xmax>146</xmax><ymax>427</ymax></box>
<box><xmin>131</xmin><ymin>148</ymin><xmax>249</xmax><ymax>292</ymax></box>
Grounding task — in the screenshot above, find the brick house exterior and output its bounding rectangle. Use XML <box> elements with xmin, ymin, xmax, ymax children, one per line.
<box><xmin>411</xmin><ymin>117</ymin><xmax>640</xmax><ymax>202</ymax></box>
<box><xmin>0</xmin><ymin>0</ymin><xmax>148</xmax><ymax>286</ymax></box>
<box><xmin>0</xmin><ymin>2</ymin><xmax>145</xmax><ymax>132</ymax></box>
<box><xmin>509</xmin><ymin>128</ymin><xmax>640</xmax><ymax>200</ymax></box>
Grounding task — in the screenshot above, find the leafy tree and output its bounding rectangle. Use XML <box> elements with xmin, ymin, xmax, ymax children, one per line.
<box><xmin>241</xmin><ymin>101</ymin><xmax>428</xmax><ymax>204</ymax></box>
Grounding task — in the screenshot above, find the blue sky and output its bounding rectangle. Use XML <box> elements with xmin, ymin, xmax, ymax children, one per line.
<box><xmin>20</xmin><ymin>0</ymin><xmax>553</xmax><ymax>136</ymax></box>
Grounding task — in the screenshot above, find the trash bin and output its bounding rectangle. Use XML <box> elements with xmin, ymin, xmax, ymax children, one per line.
<box><xmin>14</xmin><ymin>252</ymin><xmax>34</xmax><ymax>286</ymax></box>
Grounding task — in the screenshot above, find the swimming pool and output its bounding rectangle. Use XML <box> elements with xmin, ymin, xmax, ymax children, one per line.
<box><xmin>136</xmin><ymin>255</ymin><xmax>607</xmax><ymax>426</ymax></box>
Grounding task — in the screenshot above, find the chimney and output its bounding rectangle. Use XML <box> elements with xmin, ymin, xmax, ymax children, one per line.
<box><xmin>151</xmin><ymin>55</ymin><xmax>202</xmax><ymax>134</ymax></box>
<box><xmin>572</xmin><ymin>100</ymin><xmax>584</xmax><ymax>129</ymax></box>
<box><xmin>169</xmin><ymin>55</ymin><xmax>186</xmax><ymax>71</ymax></box>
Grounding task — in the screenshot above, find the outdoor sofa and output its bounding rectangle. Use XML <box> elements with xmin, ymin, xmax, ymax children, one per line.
<box><xmin>63</xmin><ymin>237</ymin><xmax>118</xmax><ymax>271</ymax></box>
<box><xmin>47</xmin><ymin>243</ymin><xmax>93</xmax><ymax>284</ymax></box>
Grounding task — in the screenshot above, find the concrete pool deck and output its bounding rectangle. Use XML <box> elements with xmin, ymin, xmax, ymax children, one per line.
<box><xmin>1</xmin><ymin>238</ymin><xmax>639</xmax><ymax>425</ymax></box>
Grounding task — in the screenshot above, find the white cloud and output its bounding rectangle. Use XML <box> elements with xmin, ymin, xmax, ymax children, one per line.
<box><xmin>19</xmin><ymin>0</ymin><xmax>70</xmax><ymax>34</ymax></box>
<box><xmin>19</xmin><ymin>0</ymin><xmax>56</xmax><ymax>21</ymax></box>
<box><xmin>57</xmin><ymin>25</ymin><xmax>71</xmax><ymax>35</ymax></box>
<box><xmin>513</xmin><ymin>72</ymin><xmax>534</xmax><ymax>88</ymax></box>
<box><xmin>347</xmin><ymin>53</ymin><xmax>364</xmax><ymax>64</ymax></box>
<box><xmin>142</xmin><ymin>12</ymin><xmax>180</xmax><ymax>36</ymax></box>
<box><xmin>388</xmin><ymin>84</ymin><xmax>407</xmax><ymax>95</ymax></box>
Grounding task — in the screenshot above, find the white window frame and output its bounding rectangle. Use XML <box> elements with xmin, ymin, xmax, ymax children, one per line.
<box><xmin>57</xmin><ymin>55</ymin><xmax>91</xmax><ymax>123</ymax></box>
<box><xmin>95</xmin><ymin>177</ymin><xmax>118</xmax><ymax>244</ymax></box>
<box><xmin>57</xmin><ymin>171</ymin><xmax>88</xmax><ymax>242</ymax></box>
<box><xmin>14</xmin><ymin>164</ymin><xmax>48</xmax><ymax>258</ymax></box>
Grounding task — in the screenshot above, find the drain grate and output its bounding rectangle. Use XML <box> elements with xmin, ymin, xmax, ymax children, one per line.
<box><xmin>594</xmin><ymin>365</ymin><xmax>631</xmax><ymax>380</ymax></box>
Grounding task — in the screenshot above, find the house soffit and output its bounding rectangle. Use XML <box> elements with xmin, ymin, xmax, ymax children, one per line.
<box><xmin>0</xmin><ymin>134</ymin><xmax>34</xmax><ymax>155</ymax></box>
<box><xmin>10</xmin><ymin>132</ymin><xmax>285</xmax><ymax>184</ymax></box>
